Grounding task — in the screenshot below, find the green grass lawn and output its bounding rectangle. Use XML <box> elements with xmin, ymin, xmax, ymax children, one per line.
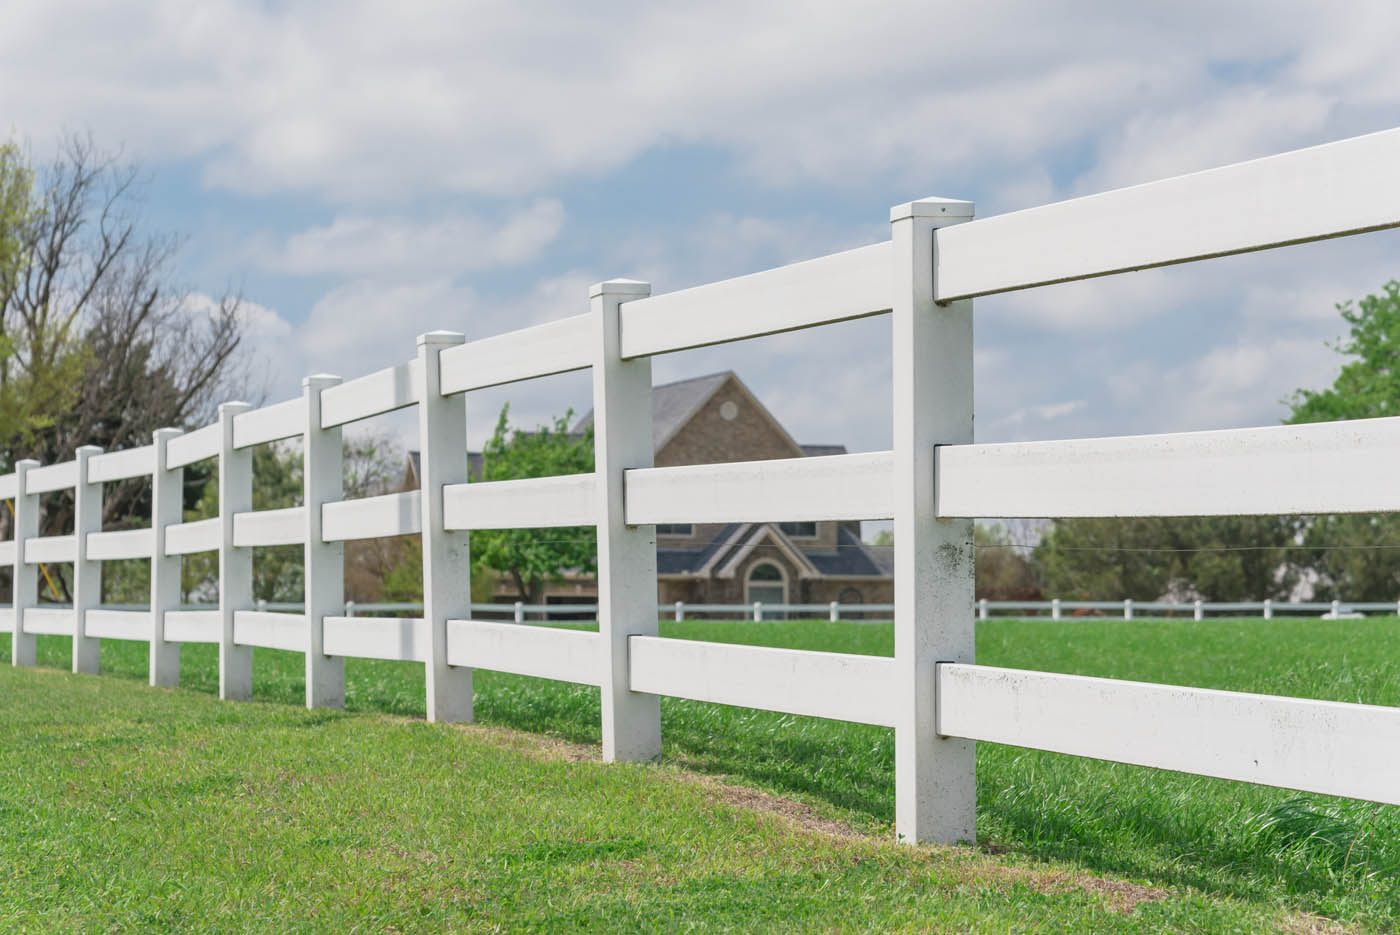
<box><xmin>2</xmin><ymin>616</ymin><xmax>1398</xmax><ymax>932</ymax></box>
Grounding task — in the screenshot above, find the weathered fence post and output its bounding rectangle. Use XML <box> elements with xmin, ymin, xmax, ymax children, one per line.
<box><xmin>11</xmin><ymin>460</ymin><xmax>39</xmax><ymax>667</ymax></box>
<box><xmin>1051</xmin><ymin>598</ymin><xmax>1061</xmax><ymax>621</ymax></box>
<box><xmin>416</xmin><ymin>331</ymin><xmax>474</xmax><ymax>723</ymax></box>
<box><xmin>592</xmin><ymin>278</ymin><xmax>661</xmax><ymax>763</ymax></box>
<box><xmin>149</xmin><ymin>428</ymin><xmax>183</xmax><ymax>686</ymax></box>
<box><xmin>218</xmin><ymin>402</ymin><xmax>254</xmax><ymax>700</ymax></box>
<box><xmin>304</xmin><ymin>374</ymin><xmax>345</xmax><ymax>709</ymax></box>
<box><xmin>72</xmin><ymin>445</ymin><xmax>104</xmax><ymax>674</ymax></box>
<box><xmin>891</xmin><ymin>195</ymin><xmax>976</xmax><ymax>845</ymax></box>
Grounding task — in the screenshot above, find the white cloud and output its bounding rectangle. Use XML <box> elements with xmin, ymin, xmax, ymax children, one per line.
<box><xmin>7</xmin><ymin>1</ymin><xmax>1397</xmax><ymax>203</ymax></box>
<box><xmin>1138</xmin><ymin>335</ymin><xmax>1341</xmax><ymax>432</ymax></box>
<box><xmin>263</xmin><ymin>200</ymin><xmax>566</xmax><ymax>278</ymax></box>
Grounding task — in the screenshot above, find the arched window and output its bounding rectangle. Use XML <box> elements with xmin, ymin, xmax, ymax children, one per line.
<box><xmin>746</xmin><ymin>562</ymin><xmax>786</xmax><ymax>619</ymax></box>
<box><xmin>838</xmin><ymin>587</ymin><xmax>864</xmax><ymax>621</ymax></box>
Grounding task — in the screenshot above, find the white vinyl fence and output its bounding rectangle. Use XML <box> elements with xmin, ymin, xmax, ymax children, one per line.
<box><xmin>6</xmin><ymin>127</ymin><xmax>1400</xmax><ymax>844</ymax></box>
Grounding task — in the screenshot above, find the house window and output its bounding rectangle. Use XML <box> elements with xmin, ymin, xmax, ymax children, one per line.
<box><xmin>656</xmin><ymin>524</ymin><xmax>693</xmax><ymax>536</ymax></box>
<box><xmin>778</xmin><ymin>521</ymin><xmax>817</xmax><ymax>538</ymax></box>
<box><xmin>746</xmin><ymin>562</ymin><xmax>786</xmax><ymax>619</ymax></box>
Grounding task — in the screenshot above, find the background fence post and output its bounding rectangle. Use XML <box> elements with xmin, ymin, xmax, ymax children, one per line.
<box><xmin>1194</xmin><ymin>599</ymin><xmax>1204</xmax><ymax>621</ymax></box>
<box><xmin>752</xmin><ymin>601</ymin><xmax>762</xmax><ymax>622</ymax></box>
<box><xmin>829</xmin><ymin>601</ymin><xmax>839</xmax><ymax>622</ymax></box>
<box><xmin>1051</xmin><ymin>598</ymin><xmax>1061</xmax><ymax>621</ymax></box>
<box><xmin>11</xmin><ymin>460</ymin><xmax>38</xmax><ymax>667</ymax></box>
<box><xmin>674</xmin><ymin>600</ymin><xmax>684</xmax><ymax>622</ymax></box>
<box><xmin>416</xmin><ymin>331</ymin><xmax>473</xmax><ymax>723</ymax></box>
<box><xmin>304</xmin><ymin>374</ymin><xmax>345</xmax><ymax>709</ymax></box>
<box><xmin>72</xmin><ymin>445</ymin><xmax>104</xmax><ymax>675</ymax></box>
<box><xmin>218</xmin><ymin>401</ymin><xmax>254</xmax><ymax>701</ymax></box>
<box><xmin>1332</xmin><ymin>599</ymin><xmax>1341</xmax><ymax>619</ymax></box>
<box><xmin>592</xmin><ymin>278</ymin><xmax>661</xmax><ymax>763</ymax></box>
<box><xmin>1264</xmin><ymin>598</ymin><xmax>1273</xmax><ymax>620</ymax></box>
<box><xmin>1124</xmin><ymin>598</ymin><xmax>1133</xmax><ymax>621</ymax></box>
<box><xmin>513</xmin><ymin>601</ymin><xmax>523</xmax><ymax>624</ymax></box>
<box><xmin>149</xmin><ymin>428</ymin><xmax>183</xmax><ymax>686</ymax></box>
<box><xmin>891</xmin><ymin>195</ymin><xmax>976</xmax><ymax>845</ymax></box>
<box><xmin>978</xmin><ymin>598</ymin><xmax>988</xmax><ymax>622</ymax></box>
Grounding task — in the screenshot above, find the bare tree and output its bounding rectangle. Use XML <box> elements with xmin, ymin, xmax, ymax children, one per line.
<box><xmin>0</xmin><ymin>134</ymin><xmax>255</xmax><ymax>593</ymax></box>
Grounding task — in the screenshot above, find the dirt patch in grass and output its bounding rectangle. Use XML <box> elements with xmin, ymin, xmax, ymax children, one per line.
<box><xmin>937</xmin><ymin>848</ymin><xmax>1170</xmax><ymax>914</ymax></box>
<box><xmin>696</xmin><ymin>774</ymin><xmax>866</xmax><ymax>840</ymax></box>
<box><xmin>457</xmin><ymin>721</ymin><xmax>601</xmax><ymax>763</ymax></box>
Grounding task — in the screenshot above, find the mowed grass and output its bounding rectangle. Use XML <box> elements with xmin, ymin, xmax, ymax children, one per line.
<box><xmin>2</xmin><ymin>616</ymin><xmax>1398</xmax><ymax>932</ymax></box>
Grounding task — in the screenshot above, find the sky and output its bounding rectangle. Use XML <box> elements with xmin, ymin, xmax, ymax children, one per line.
<box><xmin>5</xmin><ymin>1</ymin><xmax>1400</xmax><ymax>456</ymax></box>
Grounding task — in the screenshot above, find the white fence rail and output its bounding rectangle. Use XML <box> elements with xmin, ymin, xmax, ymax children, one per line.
<box><xmin>5</xmin><ymin>126</ymin><xmax>1400</xmax><ymax>845</ymax></box>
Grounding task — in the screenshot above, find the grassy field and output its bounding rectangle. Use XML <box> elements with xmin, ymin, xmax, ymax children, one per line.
<box><xmin>2</xmin><ymin>616</ymin><xmax>1398</xmax><ymax>932</ymax></box>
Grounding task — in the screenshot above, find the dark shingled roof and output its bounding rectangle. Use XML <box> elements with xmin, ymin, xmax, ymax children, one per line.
<box><xmin>803</xmin><ymin>526</ymin><xmax>888</xmax><ymax>577</ymax></box>
<box><xmin>573</xmin><ymin>371</ymin><xmax>732</xmax><ymax>452</ymax></box>
<box><xmin>656</xmin><ymin>524</ymin><xmax>741</xmax><ymax>575</ymax></box>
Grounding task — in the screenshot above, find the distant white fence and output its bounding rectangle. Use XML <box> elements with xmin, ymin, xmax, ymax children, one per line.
<box><xmin>6</xmin><ymin>127</ymin><xmax>1400</xmax><ymax>844</ymax></box>
<box><xmin>346</xmin><ymin>598</ymin><xmax>1400</xmax><ymax>622</ymax></box>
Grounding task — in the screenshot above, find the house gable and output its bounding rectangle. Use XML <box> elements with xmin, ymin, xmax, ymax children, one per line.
<box><xmin>656</xmin><ymin>372</ymin><xmax>805</xmax><ymax>468</ymax></box>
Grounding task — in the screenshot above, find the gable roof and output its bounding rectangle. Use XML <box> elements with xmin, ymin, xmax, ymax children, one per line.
<box><xmin>573</xmin><ymin>370</ymin><xmax>730</xmax><ymax>452</ymax></box>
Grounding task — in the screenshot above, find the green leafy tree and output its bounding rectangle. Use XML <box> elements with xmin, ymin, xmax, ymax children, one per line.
<box><xmin>1034</xmin><ymin>516</ymin><xmax>1298</xmax><ymax>602</ymax></box>
<box><xmin>470</xmin><ymin>404</ymin><xmax>595</xmax><ymax>603</ymax></box>
<box><xmin>1286</xmin><ymin>280</ymin><xmax>1400</xmax><ymax>600</ymax></box>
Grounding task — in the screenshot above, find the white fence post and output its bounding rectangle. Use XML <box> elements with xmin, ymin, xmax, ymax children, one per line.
<box><xmin>149</xmin><ymin>428</ymin><xmax>183</xmax><ymax>686</ymax></box>
<box><xmin>11</xmin><ymin>460</ymin><xmax>38</xmax><ymax>667</ymax></box>
<box><xmin>978</xmin><ymin>598</ymin><xmax>988</xmax><ymax>622</ymax></box>
<box><xmin>674</xmin><ymin>600</ymin><xmax>684</xmax><ymax>622</ymax></box>
<box><xmin>1051</xmin><ymin>598</ymin><xmax>1061</xmax><ymax>621</ymax></box>
<box><xmin>829</xmin><ymin>601</ymin><xmax>839</xmax><ymax>622</ymax></box>
<box><xmin>345</xmin><ymin>600</ymin><xmax>356</xmax><ymax>618</ymax></box>
<box><xmin>891</xmin><ymin>194</ymin><xmax>976</xmax><ymax>845</ymax></box>
<box><xmin>752</xmin><ymin>601</ymin><xmax>763</xmax><ymax>622</ymax></box>
<box><xmin>416</xmin><ymin>331</ymin><xmax>474</xmax><ymax>723</ymax></box>
<box><xmin>592</xmin><ymin>278</ymin><xmax>661</xmax><ymax>763</ymax></box>
<box><xmin>1264</xmin><ymin>598</ymin><xmax>1273</xmax><ymax>620</ymax></box>
<box><xmin>218</xmin><ymin>402</ymin><xmax>254</xmax><ymax>700</ymax></box>
<box><xmin>72</xmin><ymin>445</ymin><xmax>103</xmax><ymax>675</ymax></box>
<box><xmin>304</xmin><ymin>374</ymin><xmax>345</xmax><ymax>709</ymax></box>
<box><xmin>1332</xmin><ymin>599</ymin><xmax>1341</xmax><ymax>619</ymax></box>
<box><xmin>1124</xmin><ymin>598</ymin><xmax>1133</xmax><ymax>621</ymax></box>
<box><xmin>513</xmin><ymin>601</ymin><xmax>524</xmax><ymax>624</ymax></box>
<box><xmin>1194</xmin><ymin>599</ymin><xmax>1204</xmax><ymax>621</ymax></box>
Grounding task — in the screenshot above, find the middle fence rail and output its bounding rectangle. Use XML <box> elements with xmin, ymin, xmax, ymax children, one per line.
<box><xmin>4</xmin><ymin>126</ymin><xmax>1400</xmax><ymax>845</ymax></box>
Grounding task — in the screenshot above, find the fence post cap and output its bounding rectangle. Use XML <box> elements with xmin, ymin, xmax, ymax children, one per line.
<box><xmin>218</xmin><ymin>401</ymin><xmax>253</xmax><ymax>416</ymax></box>
<box><xmin>890</xmin><ymin>196</ymin><xmax>975</xmax><ymax>223</ymax></box>
<box><xmin>590</xmin><ymin>278</ymin><xmax>651</xmax><ymax>299</ymax></box>
<box><xmin>303</xmin><ymin>373</ymin><xmax>343</xmax><ymax>389</ymax></box>
<box><xmin>417</xmin><ymin>330</ymin><xmax>465</xmax><ymax>347</ymax></box>
<box><xmin>152</xmin><ymin>427</ymin><xmax>182</xmax><ymax>442</ymax></box>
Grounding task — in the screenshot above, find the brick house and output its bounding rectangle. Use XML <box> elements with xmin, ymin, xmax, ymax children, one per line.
<box><xmin>406</xmin><ymin>371</ymin><xmax>893</xmax><ymax>613</ymax></box>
